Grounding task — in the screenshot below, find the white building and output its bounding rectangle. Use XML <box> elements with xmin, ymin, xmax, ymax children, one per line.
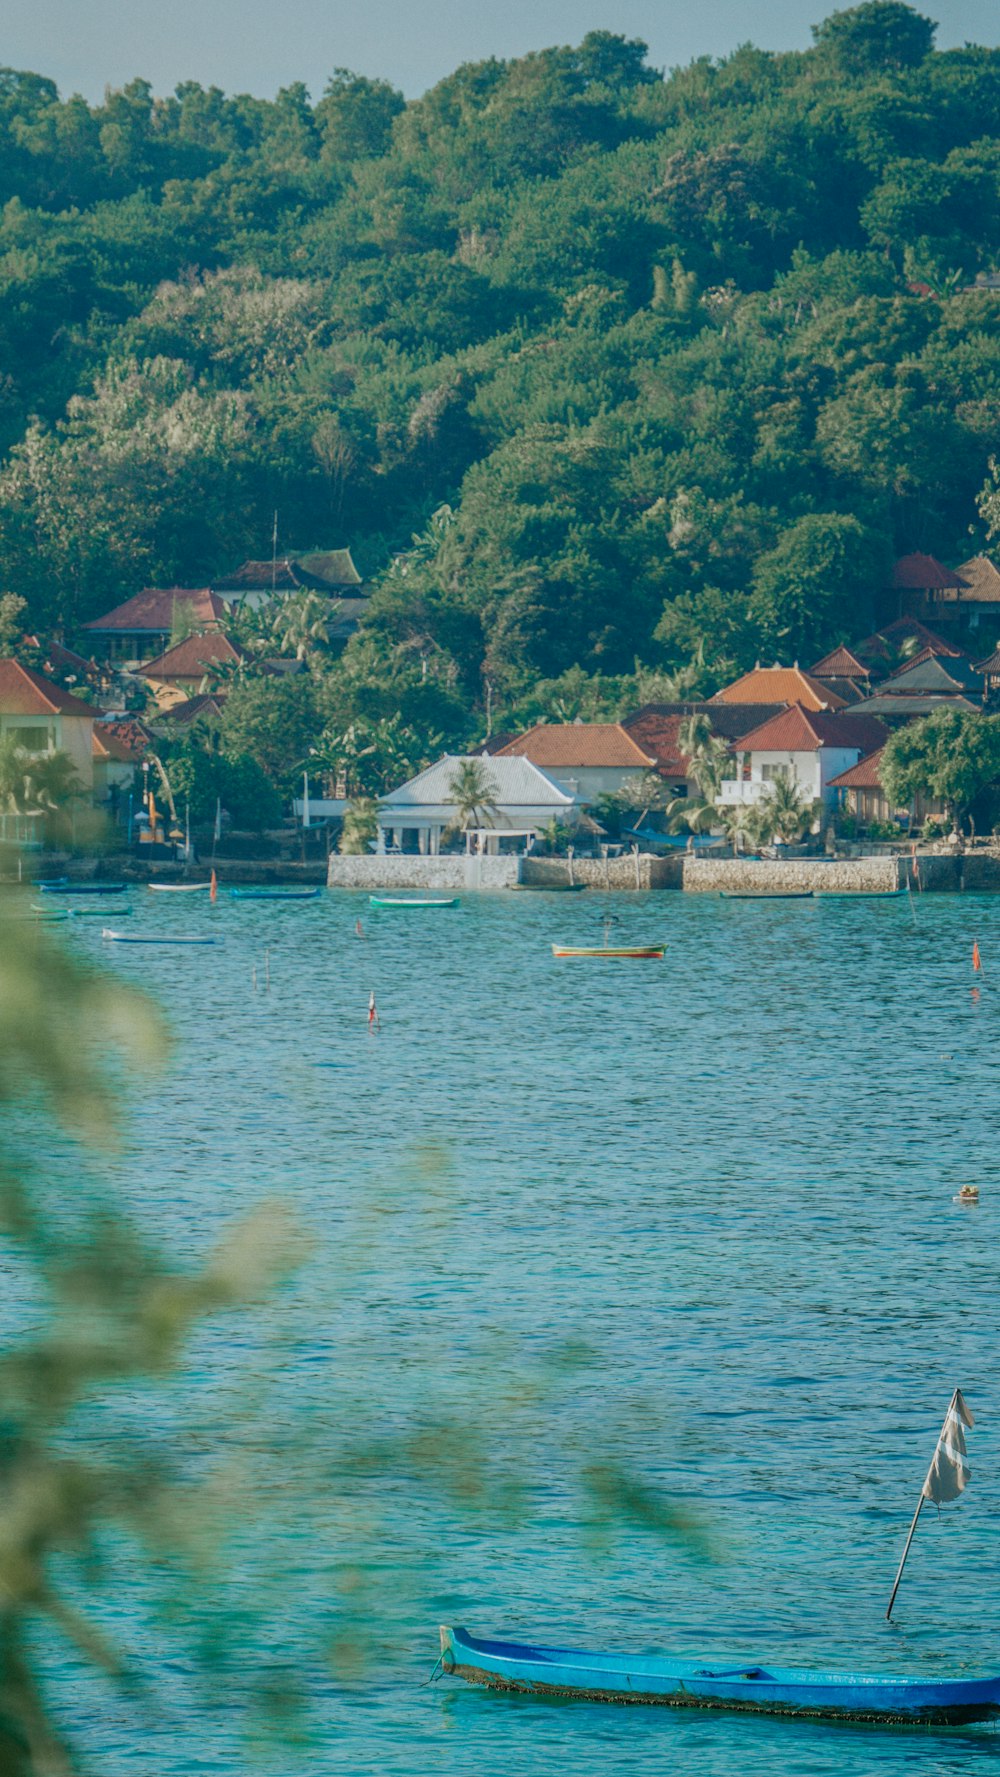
<box><xmin>377</xmin><ymin>754</ymin><xmax>580</xmax><ymax>854</ymax></box>
<box><xmin>717</xmin><ymin>705</ymin><xmax>888</xmax><ymax>809</ymax></box>
<box><xmin>492</xmin><ymin>723</ymin><xmax>656</xmax><ymax>803</ymax></box>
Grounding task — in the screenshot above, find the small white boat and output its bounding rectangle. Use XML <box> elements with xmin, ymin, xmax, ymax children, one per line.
<box><xmin>102</xmin><ymin>929</ymin><xmax>217</xmax><ymax>945</ymax></box>
<box><xmin>148</xmin><ymin>882</ymin><xmax>212</xmax><ymax>892</ymax></box>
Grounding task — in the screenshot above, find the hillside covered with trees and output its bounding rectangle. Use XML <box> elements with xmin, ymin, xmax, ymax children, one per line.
<box><xmin>1</xmin><ymin>0</ymin><xmax>999</xmax><ymax>758</ymax></box>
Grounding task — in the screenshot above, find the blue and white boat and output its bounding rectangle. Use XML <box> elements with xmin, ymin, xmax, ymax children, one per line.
<box><xmin>439</xmin><ymin>1626</ymin><xmax>1000</xmax><ymax>1724</ymax></box>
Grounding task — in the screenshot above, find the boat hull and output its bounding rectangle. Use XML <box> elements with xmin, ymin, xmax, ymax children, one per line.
<box><xmin>552</xmin><ymin>945</ymin><xmax>664</xmax><ymax>958</ymax></box>
<box><xmin>719</xmin><ymin>891</ymin><xmax>814</xmax><ymax>900</ymax></box>
<box><xmin>39</xmin><ymin>883</ymin><xmax>127</xmax><ymax>895</ymax></box>
<box><xmin>440</xmin><ymin>1628</ymin><xmax>1000</xmax><ymax>1725</ymax></box>
<box><xmin>102</xmin><ymin>930</ymin><xmax>216</xmax><ymax>945</ymax></box>
<box><xmin>228</xmin><ymin>888</ymin><xmax>321</xmax><ymax>900</ymax></box>
<box><xmin>369</xmin><ymin>896</ymin><xmax>458</xmax><ymax>908</ymax></box>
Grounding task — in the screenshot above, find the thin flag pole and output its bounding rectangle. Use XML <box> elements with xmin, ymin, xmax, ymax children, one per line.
<box><xmin>885</xmin><ymin>1493</ymin><xmax>927</xmax><ymax>1621</ymax></box>
<box><xmin>886</xmin><ymin>1388</ymin><xmax>968</xmax><ymax>1621</ymax></box>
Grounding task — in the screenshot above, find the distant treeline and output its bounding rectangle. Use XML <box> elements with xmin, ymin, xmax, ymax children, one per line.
<box><xmin>1</xmin><ymin>0</ymin><xmax>999</xmax><ymax>748</ymax></box>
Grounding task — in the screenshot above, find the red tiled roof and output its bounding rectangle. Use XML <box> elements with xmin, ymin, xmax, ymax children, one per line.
<box><xmin>809</xmin><ymin>645</ymin><xmax>868</xmax><ymax>678</ymax></box>
<box><xmin>0</xmin><ymin>658</ymin><xmax>98</xmax><ymax>717</ymax></box>
<box><xmin>711</xmin><ymin>666</ymin><xmax>846</xmax><ymax>710</ymax></box>
<box><xmin>623</xmin><ymin>702</ymin><xmax>789</xmax><ymax>744</ymax></box>
<box><xmin>92</xmin><ymin>717</ymin><xmax>149</xmax><ymax>760</ymax></box>
<box><xmin>733</xmin><ymin>704</ymin><xmax>889</xmax><ymax>755</ymax></box>
<box><xmin>891</xmin><ymin>553</ymin><xmax>968</xmax><ymax>591</ymax></box>
<box><xmin>83</xmin><ymin>588</ymin><xmax>225</xmax><ymax>633</ymax></box>
<box><xmin>154</xmin><ymin>692</ymin><xmax>227</xmax><ymax>725</ymax></box>
<box><xmin>853</xmin><ymin>617</ymin><xmax>964</xmax><ymax>665</ymax></box>
<box><xmin>828</xmin><ymin>747</ymin><xmax>886</xmax><ymax>791</ymax></box>
<box><xmin>495</xmin><ymin>723</ymin><xmax>655</xmax><ymax>769</ymax></box>
<box><xmin>621</xmin><ymin>711</ymin><xmax>690</xmax><ymax>775</ymax></box>
<box><xmin>141</xmin><ymin>632</ymin><xmax>242</xmax><ymax>678</ymax></box>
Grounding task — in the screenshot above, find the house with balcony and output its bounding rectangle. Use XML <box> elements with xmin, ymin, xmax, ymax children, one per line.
<box><xmin>718</xmin><ymin>706</ymin><xmax>889</xmax><ymax>810</ymax></box>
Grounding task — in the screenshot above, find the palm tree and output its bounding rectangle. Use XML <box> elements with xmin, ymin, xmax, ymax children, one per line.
<box><xmin>274</xmin><ymin>591</ymin><xmax>338</xmax><ymax>662</ymax></box>
<box><xmin>25</xmin><ymin>750</ymin><xmax>82</xmax><ymax>811</ymax></box>
<box><xmin>678</xmin><ymin>714</ymin><xmax>730</xmax><ymax>800</ymax></box>
<box><xmin>447</xmin><ymin>759</ymin><xmax>500</xmax><ymax>849</ymax></box>
<box><xmin>339</xmin><ymin>796</ymin><xmax>380</xmax><ymax>855</ymax></box>
<box><xmin>0</xmin><ymin>735</ymin><xmax>30</xmax><ymax>812</ymax></box>
<box><xmin>717</xmin><ymin>803</ymin><xmax>750</xmax><ymax>855</ymax></box>
<box><xmin>765</xmin><ymin>774</ymin><xmax>823</xmax><ymax>843</ymax></box>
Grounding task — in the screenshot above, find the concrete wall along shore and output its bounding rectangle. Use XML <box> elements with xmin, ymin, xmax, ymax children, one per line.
<box><xmin>683</xmin><ymin>856</ymin><xmax>901</xmax><ymax>894</ymax></box>
<box><xmin>328</xmin><ymin>853</ymin><xmax>519</xmax><ymax>891</ymax></box>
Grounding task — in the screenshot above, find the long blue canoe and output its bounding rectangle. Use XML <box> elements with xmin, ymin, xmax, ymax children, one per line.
<box><xmin>228</xmin><ymin>888</ymin><xmax>322</xmax><ymax>900</ymax></box>
<box><xmin>439</xmin><ymin>1627</ymin><xmax>1000</xmax><ymax>1725</ymax></box>
<box><xmin>38</xmin><ymin>882</ymin><xmax>128</xmax><ymax>895</ymax></box>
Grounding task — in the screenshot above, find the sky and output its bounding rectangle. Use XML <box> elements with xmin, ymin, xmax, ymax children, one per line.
<box><xmin>4</xmin><ymin>0</ymin><xmax>998</xmax><ymax>103</ymax></box>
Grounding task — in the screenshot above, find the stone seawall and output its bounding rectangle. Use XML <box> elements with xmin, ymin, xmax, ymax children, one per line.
<box><xmin>520</xmin><ymin>854</ymin><xmax>683</xmax><ymax>891</ymax></box>
<box><xmin>682</xmin><ymin>856</ymin><xmax>901</xmax><ymax>894</ymax></box>
<box><xmin>328</xmin><ymin>853</ymin><xmax>519</xmax><ymax>891</ymax></box>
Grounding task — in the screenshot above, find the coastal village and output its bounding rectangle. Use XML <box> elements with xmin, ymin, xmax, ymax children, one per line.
<box><xmin>4</xmin><ymin>544</ymin><xmax>1000</xmax><ymax>888</ymax></box>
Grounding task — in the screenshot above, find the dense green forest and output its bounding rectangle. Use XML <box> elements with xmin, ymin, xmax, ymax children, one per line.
<box><xmin>1</xmin><ymin>0</ymin><xmax>999</xmax><ymax>755</ymax></box>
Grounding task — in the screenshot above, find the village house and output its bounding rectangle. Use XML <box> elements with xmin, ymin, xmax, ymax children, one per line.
<box><xmin>493</xmin><ymin>723</ymin><xmax>656</xmax><ymax>802</ymax></box>
<box><xmin>890</xmin><ymin>553</ymin><xmax>969</xmax><ymax>620</ymax></box>
<box><xmin>828</xmin><ymin>747</ymin><xmax>948</xmax><ymax>831</ymax></box>
<box><xmin>950</xmin><ymin>556</ymin><xmax>1000</xmax><ymax>629</ymax></box>
<box><xmin>210</xmin><ymin>549</ymin><xmax>362</xmax><ymax>606</ymax></box>
<box><xmin>851</xmin><ymin>616</ymin><xmax>965</xmax><ymax>677</ymax></box>
<box><xmin>139</xmin><ymin>632</ymin><xmax>244</xmax><ymax>708</ymax></box>
<box><xmin>718</xmin><ymin>706</ymin><xmax>889</xmax><ymax>810</ymax></box>
<box><xmin>858</xmin><ymin>650</ymin><xmax>984</xmax><ymax>720</ymax></box>
<box><xmin>622</xmin><ymin>702</ymin><xmax>788</xmax><ymax>797</ymax></box>
<box><xmin>808</xmin><ymin>645</ymin><xmax>870</xmax><ymax>704</ymax></box>
<box><xmin>709</xmin><ymin>664</ymin><xmax>847</xmax><ymax>711</ymax></box>
<box><xmin>81</xmin><ymin>588</ymin><xmax>226</xmax><ymax>665</ymax></box>
<box><xmin>0</xmin><ymin>659</ymin><xmax>98</xmax><ymax>795</ymax></box>
<box><xmin>91</xmin><ymin>719</ymin><xmax>146</xmax><ymax>819</ymax></box>
<box><xmin>378</xmin><ymin>755</ymin><xmax>580</xmax><ymax>854</ymax></box>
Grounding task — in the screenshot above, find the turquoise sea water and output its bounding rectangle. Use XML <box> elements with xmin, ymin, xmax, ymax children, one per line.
<box><xmin>19</xmin><ymin>887</ymin><xmax>1000</xmax><ymax>1773</ymax></box>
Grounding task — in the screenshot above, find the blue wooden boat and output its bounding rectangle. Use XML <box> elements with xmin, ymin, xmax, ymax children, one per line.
<box><xmin>32</xmin><ymin>904</ymin><xmax>133</xmax><ymax>918</ymax></box>
<box><xmin>439</xmin><ymin>1627</ymin><xmax>1000</xmax><ymax>1724</ymax></box>
<box><xmin>39</xmin><ymin>882</ymin><xmax>128</xmax><ymax>895</ymax></box>
<box><xmin>228</xmin><ymin>888</ymin><xmax>322</xmax><ymax>900</ymax></box>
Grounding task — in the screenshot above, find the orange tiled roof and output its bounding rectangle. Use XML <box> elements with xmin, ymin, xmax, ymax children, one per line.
<box><xmin>733</xmin><ymin>704</ymin><xmax>888</xmax><ymax>755</ymax></box>
<box><xmin>495</xmin><ymin>723</ymin><xmax>655</xmax><ymax>769</ymax></box>
<box><xmin>0</xmin><ymin>658</ymin><xmax>98</xmax><ymax>717</ymax></box>
<box><xmin>828</xmin><ymin>747</ymin><xmax>886</xmax><ymax>790</ymax></box>
<box><xmin>711</xmin><ymin>666</ymin><xmax>847</xmax><ymax>711</ymax></box>
<box><xmin>83</xmin><ymin>588</ymin><xmax>225</xmax><ymax>633</ymax></box>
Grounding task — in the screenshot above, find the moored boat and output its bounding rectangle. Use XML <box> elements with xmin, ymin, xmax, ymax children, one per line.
<box><xmin>552</xmin><ymin>943</ymin><xmax>664</xmax><ymax>958</ymax></box>
<box><xmin>719</xmin><ymin>891</ymin><xmax>814</xmax><ymax>900</ymax></box>
<box><xmin>228</xmin><ymin>887</ymin><xmax>322</xmax><ymax>900</ymax></box>
<box><xmin>148</xmin><ymin>881</ymin><xmax>212</xmax><ymax>892</ymax></box>
<box><xmin>369</xmin><ymin>895</ymin><xmax>459</xmax><ymax>908</ymax></box>
<box><xmin>33</xmin><ymin>904</ymin><xmax>133</xmax><ymax>918</ymax></box>
<box><xmin>439</xmin><ymin>1626</ymin><xmax>1000</xmax><ymax>1724</ymax></box>
<box><xmin>39</xmin><ymin>882</ymin><xmax>128</xmax><ymax>895</ymax></box>
<box><xmin>102</xmin><ymin>930</ymin><xmax>217</xmax><ymax>945</ymax></box>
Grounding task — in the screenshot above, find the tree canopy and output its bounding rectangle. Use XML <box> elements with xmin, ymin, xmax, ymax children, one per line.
<box><xmin>0</xmin><ymin>7</ymin><xmax>997</xmax><ymax>764</ymax></box>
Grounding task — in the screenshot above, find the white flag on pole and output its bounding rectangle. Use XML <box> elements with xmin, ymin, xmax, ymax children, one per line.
<box><xmin>922</xmin><ymin>1389</ymin><xmax>974</xmax><ymax>1505</ymax></box>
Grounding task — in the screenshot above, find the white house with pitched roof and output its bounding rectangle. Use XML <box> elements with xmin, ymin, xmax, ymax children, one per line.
<box><xmin>377</xmin><ymin>754</ymin><xmax>580</xmax><ymax>854</ymax></box>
